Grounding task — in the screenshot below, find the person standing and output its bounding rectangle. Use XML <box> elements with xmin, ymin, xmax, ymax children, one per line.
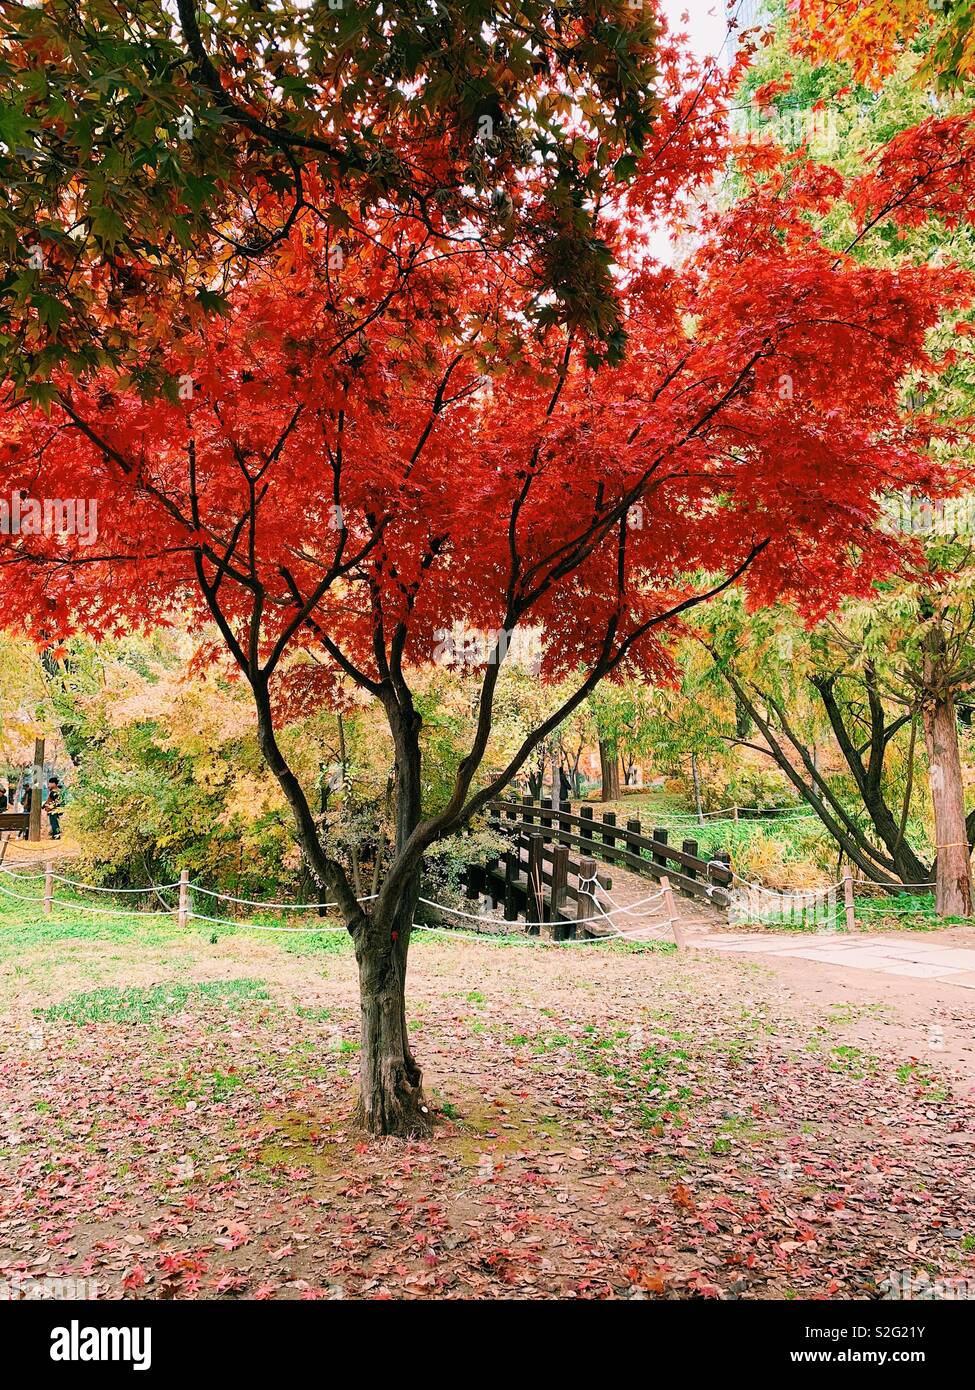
<box><xmin>45</xmin><ymin>777</ymin><xmax>63</xmax><ymax>841</ymax></box>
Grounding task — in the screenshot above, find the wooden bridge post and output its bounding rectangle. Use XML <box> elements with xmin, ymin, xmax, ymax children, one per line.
<box><xmin>601</xmin><ymin>811</ymin><xmax>617</xmax><ymax>859</ymax></box>
<box><xmin>580</xmin><ymin>805</ymin><xmax>594</xmax><ymax>844</ymax></box>
<box><xmin>526</xmin><ymin>833</ymin><xmax>545</xmax><ymax>934</ymax></box>
<box><xmin>682</xmin><ymin>838</ymin><xmax>698</xmax><ymax>881</ymax></box>
<box><xmin>523</xmin><ymin>794</ymin><xmax>535</xmax><ymax>827</ymax></box>
<box><xmin>710</xmin><ymin>849</ymin><xmax>732</xmax><ymax>889</ymax></box>
<box><xmin>503</xmin><ymin>850</ymin><xmax>520</xmax><ymax>922</ymax></box>
<box><xmin>652</xmin><ymin>827</ymin><xmax>668</xmax><ymax>869</ymax></box>
<box><xmin>540</xmin><ymin>797</ymin><xmax>553</xmax><ymax>839</ymax></box>
<box><xmin>548</xmin><ymin>844</ymin><xmax>570</xmax><ymax>940</ymax></box>
<box><xmin>485</xmin><ymin>857</ymin><xmax>500</xmax><ymax>908</ymax></box>
<box><xmin>577</xmin><ymin>856</ymin><xmax>598</xmax><ymax>939</ymax></box>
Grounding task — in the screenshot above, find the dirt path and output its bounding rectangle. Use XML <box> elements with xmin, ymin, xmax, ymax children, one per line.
<box><xmin>586</xmin><ymin>861</ymin><xmax>975</xmax><ymax>1094</ymax></box>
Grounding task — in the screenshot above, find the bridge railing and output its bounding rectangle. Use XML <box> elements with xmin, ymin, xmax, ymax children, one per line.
<box><xmin>487</xmin><ymin>797</ymin><xmax>732</xmax><ymax>908</ymax></box>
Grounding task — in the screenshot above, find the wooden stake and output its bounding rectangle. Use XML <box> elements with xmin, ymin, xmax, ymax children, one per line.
<box><xmin>660</xmin><ymin>875</ymin><xmax>687</xmax><ymax>953</ymax></box>
<box><xmin>44</xmin><ymin>861</ymin><xmax>54</xmax><ymax>917</ymax></box>
<box><xmin>177</xmin><ymin>869</ymin><xmax>190</xmax><ymax>929</ymax></box>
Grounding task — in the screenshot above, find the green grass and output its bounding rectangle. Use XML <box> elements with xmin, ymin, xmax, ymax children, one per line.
<box><xmin>0</xmin><ymin>890</ymin><xmax>669</xmax><ymax>972</ymax></box>
<box><xmin>40</xmin><ymin>979</ymin><xmax>270</xmax><ymax>1024</ymax></box>
<box><xmin>854</xmin><ymin>892</ymin><xmax>963</xmax><ymax>931</ymax></box>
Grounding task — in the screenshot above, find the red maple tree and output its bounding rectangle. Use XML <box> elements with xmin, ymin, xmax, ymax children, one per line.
<box><xmin>1</xmin><ymin>17</ymin><xmax>970</xmax><ymax>1133</ymax></box>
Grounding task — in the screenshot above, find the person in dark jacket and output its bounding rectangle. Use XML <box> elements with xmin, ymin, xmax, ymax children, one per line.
<box><xmin>46</xmin><ymin>777</ymin><xmax>63</xmax><ymax>840</ymax></box>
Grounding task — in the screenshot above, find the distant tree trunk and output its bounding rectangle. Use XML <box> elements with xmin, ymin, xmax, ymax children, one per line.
<box><xmin>527</xmin><ymin>756</ymin><xmax>543</xmax><ymax>799</ymax></box>
<box><xmin>599</xmin><ymin>738</ymin><xmax>620</xmax><ymax>801</ymax></box>
<box><xmin>40</xmin><ymin>648</ymin><xmax>83</xmax><ymax>766</ymax></box>
<box><xmin>922</xmin><ymin>627</ymin><xmax>973</xmax><ymax>918</ymax></box>
<box><xmin>691</xmin><ymin>752</ymin><xmax>704</xmax><ymax>824</ymax></box>
<box><xmin>713</xmin><ymin>651</ymin><xmax>932</xmax><ymax>886</ymax></box>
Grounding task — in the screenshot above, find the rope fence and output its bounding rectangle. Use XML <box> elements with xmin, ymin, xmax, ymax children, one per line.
<box><xmin>0</xmin><ymin>856</ymin><xmax>948</xmax><ymax>945</ymax></box>
<box><xmin>0</xmin><ymin>862</ymin><xmax>687</xmax><ymax>949</ymax></box>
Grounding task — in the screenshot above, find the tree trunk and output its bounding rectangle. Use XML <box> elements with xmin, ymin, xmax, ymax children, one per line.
<box><xmin>354</xmin><ymin>884</ymin><xmax>426</xmax><ymax>1135</ymax></box>
<box><xmin>599</xmin><ymin>737</ymin><xmax>620</xmax><ymax>801</ymax></box>
<box><xmin>691</xmin><ymin>752</ymin><xmax>704</xmax><ymax>825</ymax></box>
<box><xmin>352</xmin><ymin>701</ymin><xmax>428</xmax><ymax>1136</ymax></box>
<box><xmin>922</xmin><ymin>691</ymin><xmax>973</xmax><ymax>918</ymax></box>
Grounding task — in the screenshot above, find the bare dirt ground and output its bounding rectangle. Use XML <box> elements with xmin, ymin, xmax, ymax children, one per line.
<box><xmin>1</xmin><ymin>897</ymin><xmax>974</xmax><ymax>1301</ymax></box>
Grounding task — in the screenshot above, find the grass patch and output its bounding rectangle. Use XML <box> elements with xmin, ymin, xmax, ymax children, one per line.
<box><xmin>854</xmin><ymin>892</ymin><xmax>960</xmax><ymax>932</ymax></box>
<box><xmin>40</xmin><ymin>978</ymin><xmax>270</xmax><ymax>1024</ymax></box>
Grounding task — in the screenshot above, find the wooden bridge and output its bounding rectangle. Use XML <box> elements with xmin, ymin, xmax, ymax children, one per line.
<box><xmin>458</xmin><ymin>797</ymin><xmax>734</xmax><ymax>939</ymax></box>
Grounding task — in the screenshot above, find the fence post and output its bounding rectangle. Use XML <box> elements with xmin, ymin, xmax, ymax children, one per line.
<box><xmin>682</xmin><ymin>838</ymin><xmax>698</xmax><ymax>881</ymax></box>
<box><xmin>626</xmin><ymin>817</ymin><xmax>642</xmax><ymax>860</ymax></box>
<box><xmin>652</xmin><ymin>827</ymin><xmax>668</xmax><ymax>869</ymax></box>
<box><xmin>660</xmin><ymin>875</ymin><xmax>687</xmax><ymax>953</ymax></box>
<box><xmin>548</xmin><ymin>844</ymin><xmax>570</xmax><ymax>940</ymax></box>
<box><xmin>843</xmin><ymin>868</ymin><xmax>856</xmax><ymax>932</ymax></box>
<box><xmin>526</xmin><ymin>833</ymin><xmax>545</xmax><ymax>933</ymax></box>
<box><xmin>577</xmin><ymin>855</ymin><xmax>598</xmax><ymax>939</ymax></box>
<box><xmin>177</xmin><ymin>869</ymin><xmax>190</xmax><ymax>929</ymax></box>
<box><xmin>522</xmin><ymin>794</ymin><xmax>535</xmax><ymax>827</ymax></box>
<box><xmin>540</xmin><ymin>797</ymin><xmax>553</xmax><ymax>838</ymax></box>
<box><xmin>601</xmin><ymin>811</ymin><xmax>617</xmax><ymax>859</ymax></box>
<box><xmin>733</xmin><ymin>804</ymin><xmax>739</xmax><ymax>824</ymax></box>
<box><xmin>44</xmin><ymin>861</ymin><xmax>54</xmax><ymax>917</ymax></box>
<box><xmin>580</xmin><ymin>805</ymin><xmax>594</xmax><ymax>843</ymax></box>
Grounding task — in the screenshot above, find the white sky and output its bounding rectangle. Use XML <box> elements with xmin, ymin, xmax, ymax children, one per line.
<box><xmin>641</xmin><ymin>3</ymin><xmax>738</xmax><ymax>263</ymax></box>
<box><xmin>661</xmin><ymin>0</ymin><xmax>737</xmax><ymax>63</ymax></box>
